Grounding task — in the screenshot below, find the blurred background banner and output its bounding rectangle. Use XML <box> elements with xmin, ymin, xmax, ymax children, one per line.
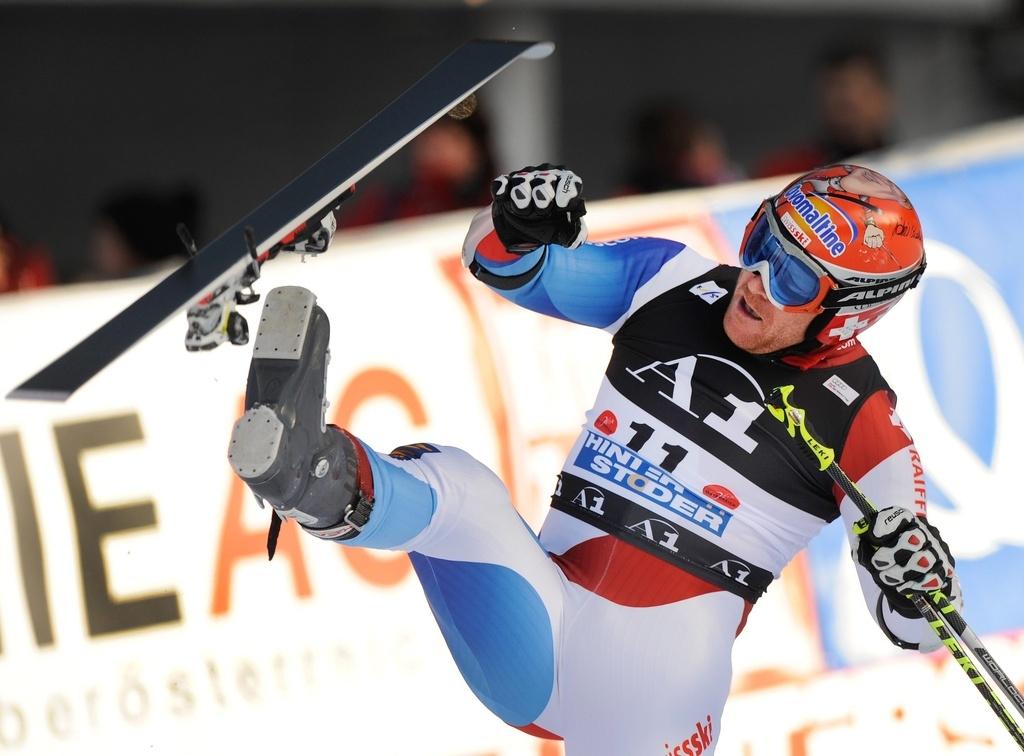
<box><xmin>4</xmin><ymin>0</ymin><xmax>1024</xmax><ymax>287</ymax></box>
<box><xmin>1</xmin><ymin>117</ymin><xmax>1022</xmax><ymax>754</ymax></box>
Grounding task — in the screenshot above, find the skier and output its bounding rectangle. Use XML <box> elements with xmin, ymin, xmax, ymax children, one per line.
<box><xmin>228</xmin><ymin>163</ymin><xmax>962</xmax><ymax>754</ymax></box>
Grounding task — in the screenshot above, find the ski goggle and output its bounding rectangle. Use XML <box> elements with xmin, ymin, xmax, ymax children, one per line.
<box><xmin>739</xmin><ymin>203</ymin><xmax>834</xmax><ymax>313</ymax></box>
<box><xmin>739</xmin><ymin>201</ymin><xmax>927</xmax><ymax>313</ymax></box>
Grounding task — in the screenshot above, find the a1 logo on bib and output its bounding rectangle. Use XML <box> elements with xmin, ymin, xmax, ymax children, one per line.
<box><xmin>689</xmin><ymin>281</ymin><xmax>729</xmax><ymax>304</ymax></box>
<box><xmin>626</xmin><ymin>353</ymin><xmax>765</xmax><ymax>453</ymax></box>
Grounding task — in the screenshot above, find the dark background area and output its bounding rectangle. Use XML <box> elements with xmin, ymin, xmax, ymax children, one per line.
<box><xmin>2</xmin><ymin>3</ymin><xmax>1022</xmax><ymax>281</ymax></box>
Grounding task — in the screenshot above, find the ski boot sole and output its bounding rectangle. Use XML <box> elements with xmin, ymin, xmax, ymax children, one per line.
<box><xmin>229</xmin><ymin>404</ymin><xmax>284</xmax><ymax>480</ymax></box>
<box><xmin>228</xmin><ymin>286</ymin><xmax>326</xmax><ymax>485</ymax></box>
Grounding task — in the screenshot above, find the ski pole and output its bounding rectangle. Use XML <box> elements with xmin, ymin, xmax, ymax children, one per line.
<box><xmin>765</xmin><ymin>385</ymin><xmax>1024</xmax><ymax>751</ymax></box>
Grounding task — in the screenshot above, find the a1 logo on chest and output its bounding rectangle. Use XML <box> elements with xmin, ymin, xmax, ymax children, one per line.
<box><xmin>625</xmin><ymin>354</ymin><xmax>765</xmax><ymax>453</ymax></box>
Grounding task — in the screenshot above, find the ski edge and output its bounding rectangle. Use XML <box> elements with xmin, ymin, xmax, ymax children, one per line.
<box><xmin>6</xmin><ymin>38</ymin><xmax>554</xmax><ymax>403</ymax></box>
<box><xmin>250</xmin><ymin>40</ymin><xmax>554</xmax><ymax>271</ymax></box>
<box><xmin>6</xmin><ymin>386</ymin><xmax>72</xmax><ymax>403</ymax></box>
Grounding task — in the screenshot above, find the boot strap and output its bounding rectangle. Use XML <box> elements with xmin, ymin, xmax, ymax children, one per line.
<box><xmin>302</xmin><ymin>429</ymin><xmax>376</xmax><ymax>542</ymax></box>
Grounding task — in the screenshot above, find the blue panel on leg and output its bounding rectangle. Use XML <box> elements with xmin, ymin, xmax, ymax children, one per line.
<box><xmin>341</xmin><ymin>447</ymin><xmax>436</xmax><ymax>550</ymax></box>
<box><xmin>409</xmin><ymin>553</ymin><xmax>555</xmax><ymax>726</ymax></box>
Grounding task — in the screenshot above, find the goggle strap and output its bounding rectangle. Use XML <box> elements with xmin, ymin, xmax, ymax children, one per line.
<box><xmin>820</xmin><ymin>264</ymin><xmax>926</xmax><ymax>309</ymax></box>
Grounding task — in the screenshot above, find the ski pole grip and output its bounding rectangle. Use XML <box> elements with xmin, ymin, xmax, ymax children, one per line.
<box><xmin>765</xmin><ymin>385</ymin><xmax>836</xmax><ymax>472</ymax></box>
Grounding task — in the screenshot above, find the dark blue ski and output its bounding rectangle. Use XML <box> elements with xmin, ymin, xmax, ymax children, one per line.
<box><xmin>9</xmin><ymin>39</ymin><xmax>554</xmax><ymax>401</ymax></box>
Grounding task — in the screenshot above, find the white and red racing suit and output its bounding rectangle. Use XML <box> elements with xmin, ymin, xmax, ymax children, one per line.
<box><xmin>328</xmin><ymin>210</ymin><xmax>938</xmax><ymax>755</ymax></box>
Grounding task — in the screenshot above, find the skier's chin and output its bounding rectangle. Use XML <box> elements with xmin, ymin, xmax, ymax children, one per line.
<box><xmin>723</xmin><ymin>295</ymin><xmax>814</xmax><ymax>354</ymax></box>
<box><xmin>724</xmin><ymin>317</ymin><xmax>774</xmax><ymax>354</ymax></box>
<box><xmin>723</xmin><ymin>296</ymin><xmax>776</xmax><ymax>354</ymax></box>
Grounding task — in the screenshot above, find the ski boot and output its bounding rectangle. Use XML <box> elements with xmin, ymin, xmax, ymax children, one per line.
<box><xmin>228</xmin><ymin>286</ymin><xmax>373</xmax><ymax>555</ymax></box>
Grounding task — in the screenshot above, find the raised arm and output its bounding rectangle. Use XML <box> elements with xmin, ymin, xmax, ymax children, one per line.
<box><xmin>838</xmin><ymin>390</ymin><xmax>963</xmax><ymax>651</ymax></box>
<box><xmin>461</xmin><ymin>165</ymin><xmax>710</xmax><ymax>332</ymax></box>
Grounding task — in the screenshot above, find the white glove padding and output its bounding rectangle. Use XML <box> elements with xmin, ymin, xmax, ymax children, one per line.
<box><xmin>490</xmin><ymin>163</ymin><xmax>587</xmax><ymax>252</ymax></box>
<box><xmin>855</xmin><ymin>506</ymin><xmax>961</xmax><ymax>617</ymax></box>
<box><xmin>494</xmin><ymin>167</ymin><xmax>583</xmax><ymax>211</ymax></box>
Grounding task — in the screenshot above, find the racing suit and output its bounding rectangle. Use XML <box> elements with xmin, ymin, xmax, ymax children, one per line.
<box><xmin>332</xmin><ymin>209</ymin><xmax>937</xmax><ymax>754</ymax></box>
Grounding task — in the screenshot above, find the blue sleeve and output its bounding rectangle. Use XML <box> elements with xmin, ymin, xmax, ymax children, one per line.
<box><xmin>471</xmin><ymin>236</ymin><xmax>687</xmax><ymax>329</ymax></box>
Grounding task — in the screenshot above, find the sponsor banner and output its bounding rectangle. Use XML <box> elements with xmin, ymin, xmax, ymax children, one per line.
<box><xmin>1</xmin><ymin>120</ymin><xmax>1022</xmax><ymax>754</ymax></box>
<box><xmin>719</xmin><ymin>631</ymin><xmax>1024</xmax><ymax>755</ymax></box>
<box><xmin>0</xmin><ymin>223</ymin><xmax>574</xmax><ymax>756</ymax></box>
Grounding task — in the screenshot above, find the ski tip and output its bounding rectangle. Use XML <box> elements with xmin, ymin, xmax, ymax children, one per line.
<box><xmin>523</xmin><ymin>41</ymin><xmax>556</xmax><ymax>60</ymax></box>
<box><xmin>470</xmin><ymin>39</ymin><xmax>556</xmax><ymax>61</ymax></box>
<box><xmin>6</xmin><ymin>384</ymin><xmax>72</xmax><ymax>403</ymax></box>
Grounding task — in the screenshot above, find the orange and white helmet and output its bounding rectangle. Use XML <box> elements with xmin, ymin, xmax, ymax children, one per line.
<box><xmin>739</xmin><ymin>164</ymin><xmax>926</xmax><ymax>349</ymax></box>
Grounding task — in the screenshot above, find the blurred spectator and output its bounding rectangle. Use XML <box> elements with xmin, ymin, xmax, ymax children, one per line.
<box><xmin>755</xmin><ymin>45</ymin><xmax>893</xmax><ymax>178</ymax></box>
<box><xmin>85</xmin><ymin>186</ymin><xmax>200</xmax><ymax>280</ymax></box>
<box><xmin>341</xmin><ymin>110</ymin><xmax>496</xmax><ymax>227</ymax></box>
<box><xmin>620</xmin><ymin>104</ymin><xmax>740</xmax><ymax>194</ymax></box>
<box><xmin>0</xmin><ymin>214</ymin><xmax>55</xmax><ymax>294</ymax></box>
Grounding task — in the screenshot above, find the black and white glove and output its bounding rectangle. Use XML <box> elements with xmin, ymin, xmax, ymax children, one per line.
<box><xmin>854</xmin><ymin>506</ymin><xmax>962</xmax><ymax>617</ymax></box>
<box><xmin>490</xmin><ymin>164</ymin><xmax>587</xmax><ymax>253</ymax></box>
